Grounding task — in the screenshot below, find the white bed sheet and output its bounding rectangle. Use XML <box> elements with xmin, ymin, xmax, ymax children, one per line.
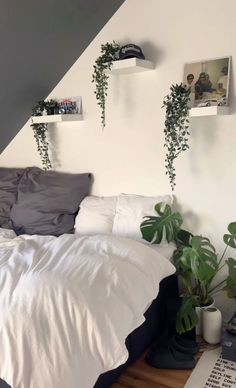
<box><xmin>0</xmin><ymin>229</ymin><xmax>175</xmax><ymax>388</ymax></box>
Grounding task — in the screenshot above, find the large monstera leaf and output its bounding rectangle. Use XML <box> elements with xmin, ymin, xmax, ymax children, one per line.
<box><xmin>172</xmin><ymin>229</ymin><xmax>193</xmax><ymax>268</ymax></box>
<box><xmin>176</xmin><ymin>295</ymin><xmax>199</xmax><ymax>334</ymax></box>
<box><xmin>224</xmin><ymin>222</ymin><xmax>236</xmax><ymax>249</ymax></box>
<box><xmin>225</xmin><ymin>257</ymin><xmax>236</xmax><ymax>298</ymax></box>
<box><xmin>180</xmin><ymin>236</ymin><xmax>218</xmax><ymax>282</ymax></box>
<box><xmin>140</xmin><ymin>203</ymin><xmax>183</xmax><ymax>244</ymax></box>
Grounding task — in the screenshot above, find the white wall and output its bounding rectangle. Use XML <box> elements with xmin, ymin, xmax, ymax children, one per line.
<box><xmin>1</xmin><ymin>0</ymin><xmax>236</xmax><ymax>316</ymax></box>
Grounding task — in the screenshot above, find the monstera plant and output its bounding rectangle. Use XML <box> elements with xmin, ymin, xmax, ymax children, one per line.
<box><xmin>140</xmin><ymin>203</ymin><xmax>236</xmax><ymax>334</ymax></box>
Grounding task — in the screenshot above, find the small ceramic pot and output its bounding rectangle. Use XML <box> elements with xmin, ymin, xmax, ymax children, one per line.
<box><xmin>202</xmin><ymin>307</ymin><xmax>222</xmax><ymax>344</ymax></box>
<box><xmin>195</xmin><ymin>299</ymin><xmax>215</xmax><ymax>335</ymax></box>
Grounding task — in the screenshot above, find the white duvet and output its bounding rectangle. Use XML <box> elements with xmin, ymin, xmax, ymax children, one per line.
<box><xmin>0</xmin><ymin>229</ymin><xmax>175</xmax><ymax>388</ymax></box>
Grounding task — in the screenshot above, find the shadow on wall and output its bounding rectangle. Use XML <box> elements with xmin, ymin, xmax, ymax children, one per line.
<box><xmin>141</xmin><ymin>41</ymin><xmax>165</xmax><ymax>65</ymax></box>
<box><xmin>47</xmin><ymin>125</ymin><xmax>61</xmax><ymax>169</ymax></box>
<box><xmin>189</xmin><ymin>116</ymin><xmax>219</xmax><ymax>176</ymax></box>
<box><xmin>173</xmin><ymin>196</ymin><xmax>201</xmax><ymax>233</ymax></box>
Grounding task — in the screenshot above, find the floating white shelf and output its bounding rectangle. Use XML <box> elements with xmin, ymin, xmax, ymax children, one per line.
<box><xmin>190</xmin><ymin>106</ymin><xmax>229</xmax><ymax>117</ymax></box>
<box><xmin>31</xmin><ymin>114</ymin><xmax>83</xmax><ymax>124</ymax></box>
<box><xmin>106</xmin><ymin>58</ymin><xmax>155</xmax><ymax>75</ymax></box>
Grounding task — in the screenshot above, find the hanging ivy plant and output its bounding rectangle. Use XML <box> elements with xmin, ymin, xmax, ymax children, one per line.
<box><xmin>162</xmin><ymin>83</ymin><xmax>191</xmax><ymax>191</ymax></box>
<box><xmin>92</xmin><ymin>41</ymin><xmax>120</xmax><ymax>128</ymax></box>
<box><xmin>31</xmin><ymin>100</ymin><xmax>52</xmax><ymax>170</ymax></box>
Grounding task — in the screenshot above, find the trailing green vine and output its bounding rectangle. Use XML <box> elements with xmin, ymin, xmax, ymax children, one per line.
<box><xmin>31</xmin><ymin>100</ymin><xmax>52</xmax><ymax>170</ymax></box>
<box><xmin>162</xmin><ymin>83</ymin><xmax>191</xmax><ymax>191</ymax></box>
<box><xmin>92</xmin><ymin>41</ymin><xmax>120</xmax><ymax>128</ymax></box>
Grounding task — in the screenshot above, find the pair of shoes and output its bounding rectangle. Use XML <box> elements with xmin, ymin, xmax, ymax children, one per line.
<box><xmin>145</xmin><ymin>335</ymin><xmax>197</xmax><ymax>369</ymax></box>
<box><xmin>226</xmin><ymin>311</ymin><xmax>236</xmax><ymax>335</ymax></box>
<box><xmin>146</xmin><ymin>345</ymin><xmax>196</xmax><ymax>369</ymax></box>
<box><xmin>156</xmin><ymin>334</ymin><xmax>198</xmax><ymax>355</ymax></box>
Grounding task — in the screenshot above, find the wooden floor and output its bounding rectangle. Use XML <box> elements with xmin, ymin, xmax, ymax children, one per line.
<box><xmin>111</xmin><ymin>350</ymin><xmax>194</xmax><ymax>388</ymax></box>
<box><xmin>111</xmin><ymin>338</ymin><xmax>217</xmax><ymax>388</ymax></box>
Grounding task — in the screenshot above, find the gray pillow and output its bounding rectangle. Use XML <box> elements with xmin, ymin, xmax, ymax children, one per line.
<box><xmin>0</xmin><ymin>167</ymin><xmax>24</xmax><ymax>228</ymax></box>
<box><xmin>10</xmin><ymin>167</ymin><xmax>92</xmax><ymax>236</ymax></box>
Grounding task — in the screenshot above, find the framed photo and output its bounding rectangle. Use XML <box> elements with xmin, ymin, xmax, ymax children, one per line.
<box><xmin>57</xmin><ymin>96</ymin><xmax>82</xmax><ymax>114</ymax></box>
<box><xmin>183</xmin><ymin>57</ymin><xmax>230</xmax><ymax>108</ymax></box>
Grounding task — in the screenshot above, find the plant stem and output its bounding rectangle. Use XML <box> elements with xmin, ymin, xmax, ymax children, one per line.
<box><xmin>218</xmin><ymin>245</ymin><xmax>228</xmax><ymax>267</ymax></box>
<box><xmin>209</xmin><ymin>279</ymin><xmax>226</xmax><ymax>294</ymax></box>
<box><xmin>210</xmin><ymin>289</ymin><xmax>224</xmax><ymax>297</ymax></box>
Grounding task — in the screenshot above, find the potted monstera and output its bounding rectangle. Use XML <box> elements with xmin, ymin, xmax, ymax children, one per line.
<box><xmin>140</xmin><ymin>203</ymin><xmax>236</xmax><ymax>334</ymax></box>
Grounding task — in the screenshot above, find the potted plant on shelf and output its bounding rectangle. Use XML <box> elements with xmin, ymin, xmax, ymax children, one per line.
<box><xmin>45</xmin><ymin>99</ymin><xmax>59</xmax><ymax>115</ymax></box>
<box><xmin>31</xmin><ymin>100</ymin><xmax>52</xmax><ymax>170</ymax></box>
<box><xmin>140</xmin><ymin>203</ymin><xmax>236</xmax><ymax>334</ymax></box>
<box><xmin>162</xmin><ymin>83</ymin><xmax>191</xmax><ymax>191</ymax></box>
<box><xmin>92</xmin><ymin>41</ymin><xmax>120</xmax><ymax>129</ymax></box>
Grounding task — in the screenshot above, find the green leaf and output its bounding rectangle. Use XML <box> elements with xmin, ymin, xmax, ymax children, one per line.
<box><xmin>176</xmin><ymin>229</ymin><xmax>193</xmax><ymax>247</ymax></box>
<box><xmin>162</xmin><ymin>83</ymin><xmax>190</xmax><ymax>191</ymax></box>
<box><xmin>31</xmin><ymin>101</ymin><xmax>52</xmax><ymax>170</ymax></box>
<box><xmin>223</xmin><ymin>222</ymin><xmax>236</xmax><ymax>248</ymax></box>
<box><xmin>92</xmin><ymin>41</ymin><xmax>120</xmax><ymax>128</ymax></box>
<box><xmin>176</xmin><ymin>296</ymin><xmax>199</xmax><ymax>334</ymax></box>
<box><xmin>224</xmin><ymin>258</ymin><xmax>236</xmax><ymax>298</ymax></box>
<box><xmin>180</xmin><ymin>236</ymin><xmax>218</xmax><ymax>282</ymax></box>
<box><xmin>140</xmin><ymin>202</ymin><xmax>182</xmax><ymax>244</ymax></box>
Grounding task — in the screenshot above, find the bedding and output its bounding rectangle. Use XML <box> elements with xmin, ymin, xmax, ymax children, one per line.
<box><xmin>112</xmin><ymin>193</ymin><xmax>173</xmax><ymax>242</ymax></box>
<box><xmin>0</xmin><ymin>228</ymin><xmax>175</xmax><ymax>388</ymax></box>
<box><xmin>74</xmin><ymin>193</ymin><xmax>173</xmax><ymax>242</ymax></box>
<box><xmin>95</xmin><ymin>274</ymin><xmax>178</xmax><ymax>388</ymax></box>
<box><xmin>75</xmin><ymin>195</ymin><xmax>117</xmax><ymax>235</ymax></box>
<box><xmin>10</xmin><ymin>168</ymin><xmax>92</xmax><ymax>236</ymax></box>
<box><xmin>0</xmin><ymin>168</ymin><xmax>24</xmax><ymax>229</ymax></box>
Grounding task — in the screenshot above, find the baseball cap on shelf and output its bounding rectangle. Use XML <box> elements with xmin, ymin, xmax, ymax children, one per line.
<box><xmin>119</xmin><ymin>44</ymin><xmax>145</xmax><ymax>60</ymax></box>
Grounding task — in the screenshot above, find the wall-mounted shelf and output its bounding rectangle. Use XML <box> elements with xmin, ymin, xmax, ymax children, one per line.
<box><xmin>105</xmin><ymin>58</ymin><xmax>155</xmax><ymax>75</ymax></box>
<box><xmin>31</xmin><ymin>114</ymin><xmax>83</xmax><ymax>124</ymax></box>
<box><xmin>190</xmin><ymin>106</ymin><xmax>229</xmax><ymax>117</ymax></box>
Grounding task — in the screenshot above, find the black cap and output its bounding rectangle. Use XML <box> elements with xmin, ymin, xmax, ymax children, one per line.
<box><xmin>119</xmin><ymin>44</ymin><xmax>145</xmax><ymax>60</ymax></box>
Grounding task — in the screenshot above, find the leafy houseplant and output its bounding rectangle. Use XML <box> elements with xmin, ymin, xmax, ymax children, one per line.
<box><xmin>31</xmin><ymin>100</ymin><xmax>52</xmax><ymax>171</ymax></box>
<box><xmin>92</xmin><ymin>41</ymin><xmax>120</xmax><ymax>128</ymax></box>
<box><xmin>163</xmin><ymin>83</ymin><xmax>191</xmax><ymax>191</ymax></box>
<box><xmin>45</xmin><ymin>99</ymin><xmax>59</xmax><ymax>115</ymax></box>
<box><xmin>140</xmin><ymin>203</ymin><xmax>236</xmax><ymax>334</ymax></box>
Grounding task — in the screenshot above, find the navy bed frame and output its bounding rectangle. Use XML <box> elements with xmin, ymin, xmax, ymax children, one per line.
<box><xmin>0</xmin><ymin>274</ymin><xmax>178</xmax><ymax>388</ymax></box>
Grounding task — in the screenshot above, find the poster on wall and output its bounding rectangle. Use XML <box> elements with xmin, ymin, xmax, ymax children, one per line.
<box><xmin>183</xmin><ymin>57</ymin><xmax>230</xmax><ymax>108</ymax></box>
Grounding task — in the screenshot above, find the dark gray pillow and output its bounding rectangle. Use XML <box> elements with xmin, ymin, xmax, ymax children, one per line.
<box><xmin>10</xmin><ymin>167</ymin><xmax>92</xmax><ymax>236</ymax></box>
<box><xmin>0</xmin><ymin>167</ymin><xmax>24</xmax><ymax>228</ymax></box>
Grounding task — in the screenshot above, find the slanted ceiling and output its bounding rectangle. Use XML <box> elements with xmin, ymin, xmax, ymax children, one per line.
<box><xmin>0</xmin><ymin>0</ymin><xmax>125</xmax><ymax>154</ymax></box>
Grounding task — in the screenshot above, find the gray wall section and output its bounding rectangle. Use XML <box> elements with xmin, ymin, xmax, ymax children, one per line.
<box><xmin>0</xmin><ymin>0</ymin><xmax>125</xmax><ymax>154</ymax></box>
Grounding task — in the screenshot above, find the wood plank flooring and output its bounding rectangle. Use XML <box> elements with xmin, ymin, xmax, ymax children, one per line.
<box><xmin>111</xmin><ymin>350</ymin><xmax>193</xmax><ymax>388</ymax></box>
<box><xmin>111</xmin><ymin>338</ymin><xmax>218</xmax><ymax>388</ymax></box>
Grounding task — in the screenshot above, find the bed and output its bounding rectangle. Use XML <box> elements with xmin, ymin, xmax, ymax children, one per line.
<box><xmin>95</xmin><ymin>273</ymin><xmax>178</xmax><ymax>388</ymax></box>
<box><xmin>0</xmin><ymin>167</ymin><xmax>177</xmax><ymax>388</ymax></box>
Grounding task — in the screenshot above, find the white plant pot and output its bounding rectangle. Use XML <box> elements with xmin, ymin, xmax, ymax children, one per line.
<box><xmin>202</xmin><ymin>307</ymin><xmax>222</xmax><ymax>344</ymax></box>
<box><xmin>195</xmin><ymin>300</ymin><xmax>215</xmax><ymax>335</ymax></box>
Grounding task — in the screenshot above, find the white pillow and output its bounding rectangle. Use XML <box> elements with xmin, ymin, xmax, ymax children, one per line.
<box><xmin>74</xmin><ymin>195</ymin><xmax>117</xmax><ymax>235</ymax></box>
<box><xmin>112</xmin><ymin>194</ymin><xmax>173</xmax><ymax>242</ymax></box>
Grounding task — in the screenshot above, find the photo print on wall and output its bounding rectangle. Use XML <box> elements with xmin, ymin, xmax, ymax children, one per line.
<box><xmin>57</xmin><ymin>96</ymin><xmax>82</xmax><ymax>115</ymax></box>
<box><xmin>183</xmin><ymin>57</ymin><xmax>230</xmax><ymax>108</ymax></box>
